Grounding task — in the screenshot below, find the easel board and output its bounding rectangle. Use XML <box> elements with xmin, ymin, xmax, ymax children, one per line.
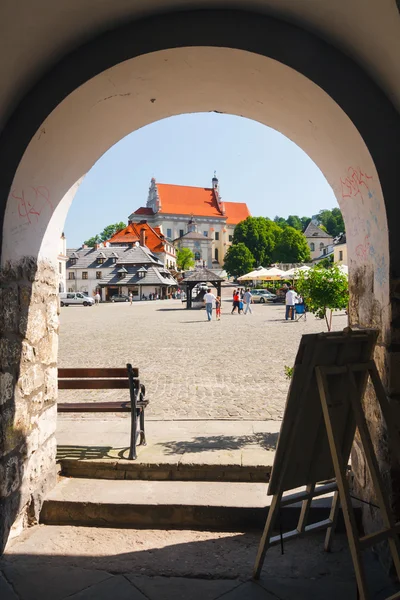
<box><xmin>268</xmin><ymin>329</ymin><xmax>378</xmax><ymax>495</ymax></box>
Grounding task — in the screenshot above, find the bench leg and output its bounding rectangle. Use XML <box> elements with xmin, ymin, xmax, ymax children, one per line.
<box><xmin>129</xmin><ymin>402</ymin><xmax>137</xmax><ymax>460</ymax></box>
<box><xmin>139</xmin><ymin>409</ymin><xmax>147</xmax><ymax>446</ymax></box>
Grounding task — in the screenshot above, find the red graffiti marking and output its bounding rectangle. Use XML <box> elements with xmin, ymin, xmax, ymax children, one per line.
<box><xmin>340</xmin><ymin>167</ymin><xmax>373</xmax><ymax>203</ymax></box>
<box><xmin>355</xmin><ymin>235</ymin><xmax>370</xmax><ymax>261</ymax></box>
<box><xmin>11</xmin><ymin>186</ymin><xmax>52</xmax><ymax>225</ymax></box>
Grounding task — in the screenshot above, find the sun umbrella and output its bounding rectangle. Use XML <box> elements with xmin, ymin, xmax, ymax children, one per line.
<box><xmin>238</xmin><ymin>266</ymin><xmax>269</xmax><ymax>281</ymax></box>
<box><xmin>282</xmin><ymin>265</ymin><xmax>311</xmax><ymax>279</ymax></box>
<box><xmin>259</xmin><ymin>266</ymin><xmax>286</xmax><ymax>280</ymax></box>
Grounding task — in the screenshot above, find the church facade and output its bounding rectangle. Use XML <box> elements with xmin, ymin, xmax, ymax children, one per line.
<box><xmin>128</xmin><ymin>175</ymin><xmax>250</xmax><ymax>266</ymax></box>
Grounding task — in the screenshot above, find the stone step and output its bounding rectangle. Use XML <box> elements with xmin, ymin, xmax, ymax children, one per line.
<box><xmin>40</xmin><ymin>477</ymin><xmax>354</xmax><ymax>531</ymax></box>
<box><xmin>58</xmin><ymin>456</ymin><xmax>271</xmax><ymax>482</ymax></box>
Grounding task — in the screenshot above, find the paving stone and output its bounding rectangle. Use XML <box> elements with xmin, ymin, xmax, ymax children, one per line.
<box><xmin>221</xmin><ymin>581</ymin><xmax>277</xmax><ymax>599</ymax></box>
<box><xmin>58</xmin><ymin>299</ymin><xmax>348</xmax><ymax>421</ymax></box>
<box><xmin>67</xmin><ymin>575</ymin><xmax>146</xmax><ymax>599</ymax></box>
<box><xmin>0</xmin><ymin>564</ymin><xmax>111</xmax><ymax>600</ymax></box>
<box><xmin>0</xmin><ymin>572</ymin><xmax>19</xmax><ymax>600</ymax></box>
<box><xmin>128</xmin><ymin>575</ymin><xmax>239</xmax><ymax>600</ymax></box>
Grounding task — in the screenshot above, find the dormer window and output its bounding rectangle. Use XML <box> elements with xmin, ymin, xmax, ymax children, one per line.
<box><xmin>97</xmin><ymin>257</ymin><xmax>105</xmax><ymax>264</ymax></box>
<box><xmin>70</xmin><ymin>258</ymin><xmax>77</xmax><ymax>266</ymax></box>
<box><xmin>117</xmin><ymin>267</ymin><xmax>127</xmax><ymax>279</ymax></box>
<box><xmin>137</xmin><ymin>267</ymin><xmax>147</xmax><ymax>279</ymax></box>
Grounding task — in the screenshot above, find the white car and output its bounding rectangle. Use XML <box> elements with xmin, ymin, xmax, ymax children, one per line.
<box><xmin>59</xmin><ymin>292</ymin><xmax>95</xmax><ymax>307</ymax></box>
<box><xmin>251</xmin><ymin>290</ymin><xmax>277</xmax><ymax>304</ymax></box>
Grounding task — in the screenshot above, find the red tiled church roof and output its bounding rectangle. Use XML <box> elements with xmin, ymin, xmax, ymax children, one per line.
<box><xmin>156</xmin><ymin>183</ymin><xmax>223</xmax><ymax>218</ymax></box>
<box><xmin>223</xmin><ymin>201</ymin><xmax>251</xmax><ymax>224</ymax></box>
<box><xmin>133</xmin><ymin>207</ymin><xmax>154</xmax><ymax>216</ymax></box>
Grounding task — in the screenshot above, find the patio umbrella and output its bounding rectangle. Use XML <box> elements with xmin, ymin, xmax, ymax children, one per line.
<box><xmin>282</xmin><ymin>266</ymin><xmax>311</xmax><ymax>279</ymax></box>
<box><xmin>237</xmin><ymin>266</ymin><xmax>269</xmax><ymax>281</ymax></box>
<box><xmin>259</xmin><ymin>266</ymin><xmax>286</xmax><ymax>280</ymax></box>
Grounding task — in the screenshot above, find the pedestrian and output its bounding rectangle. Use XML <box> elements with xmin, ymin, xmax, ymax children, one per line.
<box><xmin>231</xmin><ymin>289</ymin><xmax>240</xmax><ymax>314</ymax></box>
<box><xmin>129</xmin><ymin>292</ymin><xmax>133</xmax><ymax>305</ymax></box>
<box><xmin>215</xmin><ymin>295</ymin><xmax>221</xmax><ymax>320</ymax></box>
<box><xmin>243</xmin><ymin>288</ymin><xmax>253</xmax><ymax>314</ymax></box>
<box><xmin>239</xmin><ymin>290</ymin><xmax>244</xmax><ymax>314</ymax></box>
<box><xmin>285</xmin><ymin>286</ymin><xmax>298</xmax><ymax>321</ymax></box>
<box><xmin>94</xmin><ymin>292</ymin><xmax>100</xmax><ymax>306</ymax></box>
<box><xmin>203</xmin><ymin>288</ymin><xmax>216</xmax><ymax>321</ymax></box>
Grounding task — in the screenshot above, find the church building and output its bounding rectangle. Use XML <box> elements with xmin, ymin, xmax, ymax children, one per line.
<box><xmin>128</xmin><ymin>174</ymin><xmax>250</xmax><ymax>266</ymax></box>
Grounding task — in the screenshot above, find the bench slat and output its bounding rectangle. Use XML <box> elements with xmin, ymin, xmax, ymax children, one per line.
<box><xmin>58</xmin><ymin>379</ymin><xmax>130</xmax><ymax>389</ymax></box>
<box><xmin>58</xmin><ymin>367</ymin><xmax>138</xmax><ymax>378</ymax></box>
<box><xmin>58</xmin><ymin>402</ymin><xmax>131</xmax><ymax>412</ymax></box>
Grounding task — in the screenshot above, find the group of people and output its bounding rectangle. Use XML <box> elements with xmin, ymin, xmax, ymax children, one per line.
<box><xmin>231</xmin><ymin>288</ymin><xmax>253</xmax><ymax>315</ymax></box>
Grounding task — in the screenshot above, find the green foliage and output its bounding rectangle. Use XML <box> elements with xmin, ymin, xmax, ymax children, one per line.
<box><xmin>272</xmin><ymin>227</ymin><xmax>311</xmax><ymax>263</ymax></box>
<box><xmin>284</xmin><ymin>365</ymin><xmax>294</xmax><ymax>380</ymax></box>
<box><xmin>296</xmin><ymin>265</ymin><xmax>349</xmax><ymax>331</ymax></box>
<box><xmin>84</xmin><ymin>222</ymin><xmax>127</xmax><ymax>247</ymax></box>
<box><xmin>317</xmin><ymin>208</ymin><xmax>345</xmax><ymax>237</ymax></box>
<box><xmin>176</xmin><ymin>247</ymin><xmax>195</xmax><ymax>271</ymax></box>
<box><xmin>286</xmin><ymin>215</ymin><xmax>303</xmax><ymax>231</ymax></box>
<box><xmin>100</xmin><ymin>222</ymin><xmax>126</xmax><ymax>242</ymax></box>
<box><xmin>233</xmin><ymin>217</ymin><xmax>281</xmax><ymax>265</ymax></box>
<box><xmin>83</xmin><ymin>234</ymin><xmax>101</xmax><ymax>248</ymax></box>
<box><xmin>223</xmin><ymin>243</ymin><xmax>255</xmax><ymax>278</ymax></box>
<box><xmin>316</xmin><ymin>254</ymin><xmax>334</xmax><ymax>269</ymax></box>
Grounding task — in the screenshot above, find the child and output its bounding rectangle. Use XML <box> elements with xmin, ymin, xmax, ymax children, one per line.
<box><xmin>215</xmin><ymin>296</ymin><xmax>221</xmax><ymax>320</ymax></box>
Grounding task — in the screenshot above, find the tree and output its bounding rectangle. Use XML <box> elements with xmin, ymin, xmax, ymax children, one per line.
<box><xmin>83</xmin><ymin>222</ymin><xmax>127</xmax><ymax>247</ymax></box>
<box><xmin>272</xmin><ymin>227</ymin><xmax>311</xmax><ymax>263</ymax></box>
<box><xmin>233</xmin><ymin>217</ymin><xmax>281</xmax><ymax>265</ymax></box>
<box><xmin>223</xmin><ymin>243</ymin><xmax>255</xmax><ymax>278</ymax></box>
<box><xmin>83</xmin><ymin>234</ymin><xmax>101</xmax><ymax>248</ymax></box>
<box><xmin>286</xmin><ymin>215</ymin><xmax>303</xmax><ymax>231</ymax></box>
<box><xmin>176</xmin><ymin>247</ymin><xmax>195</xmax><ymax>271</ymax></box>
<box><xmin>100</xmin><ymin>222</ymin><xmax>126</xmax><ymax>242</ymax></box>
<box><xmin>317</xmin><ymin>208</ymin><xmax>345</xmax><ymax>237</ymax></box>
<box><xmin>296</xmin><ymin>265</ymin><xmax>348</xmax><ymax>331</ymax></box>
<box><xmin>300</xmin><ymin>216</ymin><xmax>311</xmax><ymax>230</ymax></box>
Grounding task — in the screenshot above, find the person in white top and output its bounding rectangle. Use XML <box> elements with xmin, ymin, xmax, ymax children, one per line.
<box><xmin>94</xmin><ymin>292</ymin><xmax>101</xmax><ymax>306</ymax></box>
<box><xmin>285</xmin><ymin>287</ymin><xmax>298</xmax><ymax>320</ymax></box>
<box><xmin>203</xmin><ymin>288</ymin><xmax>217</xmax><ymax>321</ymax></box>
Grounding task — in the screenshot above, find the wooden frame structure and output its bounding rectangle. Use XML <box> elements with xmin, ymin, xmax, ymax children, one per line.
<box><xmin>58</xmin><ymin>364</ymin><xmax>148</xmax><ymax>460</ymax></box>
<box><xmin>253</xmin><ymin>329</ymin><xmax>400</xmax><ymax>600</ymax></box>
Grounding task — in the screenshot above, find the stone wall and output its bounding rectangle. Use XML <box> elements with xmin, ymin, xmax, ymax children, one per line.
<box><xmin>0</xmin><ymin>258</ymin><xmax>58</xmax><ymax>552</ymax></box>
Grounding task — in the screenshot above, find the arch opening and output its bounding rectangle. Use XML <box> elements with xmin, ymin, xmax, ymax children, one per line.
<box><xmin>0</xmin><ymin>10</ymin><xmax>398</xmax><ymax>558</ymax></box>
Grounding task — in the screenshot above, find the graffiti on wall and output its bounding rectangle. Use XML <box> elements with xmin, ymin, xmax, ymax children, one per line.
<box><xmin>340</xmin><ymin>167</ymin><xmax>373</xmax><ymax>203</ymax></box>
<box><xmin>11</xmin><ymin>186</ymin><xmax>52</xmax><ymax>226</ymax></box>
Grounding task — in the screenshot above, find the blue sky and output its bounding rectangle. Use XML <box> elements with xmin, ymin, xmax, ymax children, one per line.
<box><xmin>64</xmin><ymin>113</ymin><xmax>337</xmax><ymax>248</ymax></box>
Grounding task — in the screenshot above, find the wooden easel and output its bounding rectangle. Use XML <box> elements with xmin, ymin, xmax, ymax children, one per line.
<box><xmin>253</xmin><ymin>329</ymin><xmax>400</xmax><ymax>600</ymax></box>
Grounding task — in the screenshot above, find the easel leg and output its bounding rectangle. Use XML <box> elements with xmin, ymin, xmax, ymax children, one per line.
<box><xmin>325</xmin><ymin>490</ymin><xmax>340</xmax><ymax>552</ymax></box>
<box><xmin>253</xmin><ymin>492</ymin><xmax>282</xmax><ymax>580</ymax></box>
<box><xmin>348</xmin><ymin>368</ymin><xmax>400</xmax><ymax>583</ymax></box>
<box><xmin>316</xmin><ymin>367</ymin><xmax>370</xmax><ymax>600</ymax></box>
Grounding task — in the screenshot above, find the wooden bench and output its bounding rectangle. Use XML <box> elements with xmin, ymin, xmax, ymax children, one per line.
<box><xmin>57</xmin><ymin>364</ymin><xmax>148</xmax><ymax>460</ymax></box>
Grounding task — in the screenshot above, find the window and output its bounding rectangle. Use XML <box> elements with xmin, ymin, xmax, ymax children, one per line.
<box><xmin>70</xmin><ymin>258</ymin><xmax>76</xmax><ymax>266</ymax></box>
<box><xmin>96</xmin><ymin>271</ymin><xmax>102</xmax><ymax>279</ymax></box>
<box><xmin>323</xmin><ymin>248</ymin><xmax>327</xmax><ymax>255</ymax></box>
<box><xmin>310</xmin><ymin>243</ymin><xmax>315</xmax><ymax>252</ymax></box>
<box><xmin>179</xmin><ymin>229</ymin><xmax>184</xmax><ymax>238</ymax></box>
<box><xmin>68</xmin><ymin>288</ymin><xmax>74</xmax><ymax>293</ymax></box>
<box><xmin>59</xmin><ymin>262</ymin><xmax>62</xmax><ymax>274</ymax></box>
<box><xmin>215</xmin><ymin>248</ymin><xmax>219</xmax><ymax>261</ymax></box>
<box><xmin>82</xmin><ymin>272</ymin><xmax>88</xmax><ymax>280</ymax></box>
<box><xmin>97</xmin><ymin>258</ymin><xmax>105</xmax><ymax>264</ymax></box>
<box><xmin>320</xmin><ymin>242</ymin><xmax>324</xmax><ymax>250</ymax></box>
<box><xmin>229</xmin><ymin>235</ymin><xmax>233</xmax><ymax>242</ymax></box>
<box><xmin>68</xmin><ymin>272</ymin><xmax>75</xmax><ymax>280</ymax></box>
<box><xmin>167</xmin><ymin>228</ymin><xmax>172</xmax><ymax>239</ymax></box>
<box><xmin>194</xmin><ymin>252</ymin><xmax>201</xmax><ymax>261</ymax></box>
<box><xmin>203</xmin><ymin>231</ymin><xmax>208</xmax><ymax>237</ymax></box>
<box><xmin>339</xmin><ymin>251</ymin><xmax>343</xmax><ymax>261</ymax></box>
<box><xmin>67</xmin><ymin>293</ymin><xmax>75</xmax><ymax>299</ymax></box>
<box><xmin>215</xmin><ymin>232</ymin><xmax>219</xmax><ymax>241</ymax></box>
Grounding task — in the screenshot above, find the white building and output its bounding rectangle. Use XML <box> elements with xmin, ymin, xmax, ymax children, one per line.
<box><xmin>128</xmin><ymin>174</ymin><xmax>250</xmax><ymax>266</ymax></box>
<box><xmin>303</xmin><ymin>221</ymin><xmax>333</xmax><ymax>261</ymax></box>
<box><xmin>58</xmin><ymin>233</ymin><xmax>68</xmax><ymax>293</ymax></box>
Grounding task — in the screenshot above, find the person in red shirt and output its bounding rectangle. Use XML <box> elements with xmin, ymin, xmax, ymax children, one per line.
<box><xmin>231</xmin><ymin>290</ymin><xmax>240</xmax><ymax>314</ymax></box>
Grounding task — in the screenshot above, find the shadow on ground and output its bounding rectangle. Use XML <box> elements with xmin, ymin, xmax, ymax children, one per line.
<box><xmin>156</xmin><ymin>433</ymin><xmax>279</xmax><ymax>454</ymax></box>
<box><xmin>56</xmin><ymin>446</ymin><xmax>130</xmax><ymax>460</ymax></box>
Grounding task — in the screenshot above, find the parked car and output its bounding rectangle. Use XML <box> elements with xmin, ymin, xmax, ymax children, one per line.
<box><xmin>59</xmin><ymin>292</ymin><xmax>94</xmax><ymax>307</ymax></box>
<box><xmin>110</xmin><ymin>294</ymin><xmax>130</xmax><ymax>302</ymax></box>
<box><xmin>251</xmin><ymin>289</ymin><xmax>277</xmax><ymax>303</ymax></box>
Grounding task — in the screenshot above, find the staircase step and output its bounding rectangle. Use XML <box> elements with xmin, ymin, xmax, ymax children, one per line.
<box><xmin>58</xmin><ymin>457</ymin><xmax>271</xmax><ymax>483</ymax></box>
<box><xmin>40</xmin><ymin>477</ymin><xmax>351</xmax><ymax>531</ymax></box>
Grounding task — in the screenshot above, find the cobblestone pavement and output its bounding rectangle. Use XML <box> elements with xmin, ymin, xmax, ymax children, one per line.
<box><xmin>58</xmin><ymin>294</ymin><xmax>348</xmax><ymax>420</ymax></box>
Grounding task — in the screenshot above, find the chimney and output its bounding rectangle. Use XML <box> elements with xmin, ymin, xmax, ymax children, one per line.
<box><xmin>140</xmin><ymin>228</ymin><xmax>146</xmax><ymax>247</ymax></box>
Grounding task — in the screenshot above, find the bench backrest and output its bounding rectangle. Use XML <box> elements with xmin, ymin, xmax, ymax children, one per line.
<box><xmin>58</xmin><ymin>365</ymin><xmax>139</xmax><ymax>389</ymax></box>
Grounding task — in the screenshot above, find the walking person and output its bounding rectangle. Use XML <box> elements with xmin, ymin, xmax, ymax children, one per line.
<box><xmin>243</xmin><ymin>288</ymin><xmax>253</xmax><ymax>314</ymax></box>
<box><xmin>129</xmin><ymin>292</ymin><xmax>133</xmax><ymax>305</ymax></box>
<box><xmin>203</xmin><ymin>288</ymin><xmax>216</xmax><ymax>321</ymax></box>
<box><xmin>285</xmin><ymin>286</ymin><xmax>298</xmax><ymax>321</ymax></box>
<box><xmin>215</xmin><ymin>296</ymin><xmax>222</xmax><ymax>320</ymax></box>
<box><xmin>231</xmin><ymin>289</ymin><xmax>240</xmax><ymax>314</ymax></box>
<box><xmin>94</xmin><ymin>292</ymin><xmax>100</xmax><ymax>306</ymax></box>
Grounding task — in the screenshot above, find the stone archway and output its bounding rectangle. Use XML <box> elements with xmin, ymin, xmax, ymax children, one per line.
<box><xmin>1</xmin><ymin>10</ymin><xmax>399</xmax><ymax>553</ymax></box>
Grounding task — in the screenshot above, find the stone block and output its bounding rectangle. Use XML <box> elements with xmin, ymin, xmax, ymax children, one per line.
<box><xmin>38</xmin><ymin>331</ymin><xmax>58</xmax><ymax>365</ymax></box>
<box><xmin>1</xmin><ymin>286</ymin><xmax>19</xmax><ymax>333</ymax></box>
<box><xmin>25</xmin><ymin>306</ymin><xmax>47</xmax><ymax>345</ymax></box>
<box><xmin>44</xmin><ymin>366</ymin><xmax>57</xmax><ymax>403</ymax></box>
<box><xmin>0</xmin><ymin>373</ymin><xmax>14</xmax><ymax>406</ymax></box>
<box><xmin>0</xmin><ymin>339</ymin><xmax>21</xmax><ymax>370</ymax></box>
<box><xmin>0</xmin><ymin>455</ymin><xmax>22</xmax><ymax>497</ymax></box>
<box><xmin>46</xmin><ymin>299</ymin><xmax>59</xmax><ymax>333</ymax></box>
<box><xmin>19</xmin><ymin>364</ymin><xmax>44</xmax><ymax>396</ymax></box>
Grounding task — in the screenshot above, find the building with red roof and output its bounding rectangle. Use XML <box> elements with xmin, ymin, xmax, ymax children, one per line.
<box><xmin>106</xmin><ymin>221</ymin><xmax>176</xmax><ymax>269</ymax></box>
<box><xmin>128</xmin><ymin>174</ymin><xmax>250</xmax><ymax>267</ymax></box>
